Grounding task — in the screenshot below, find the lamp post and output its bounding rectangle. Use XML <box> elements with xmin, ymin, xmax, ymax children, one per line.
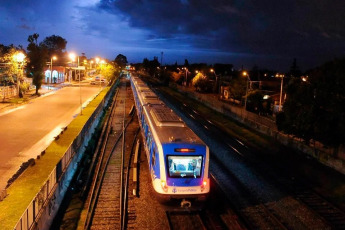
<box><xmin>183</xmin><ymin>67</ymin><xmax>188</xmax><ymax>86</ymax></box>
<box><xmin>14</xmin><ymin>52</ymin><xmax>25</xmax><ymax>97</ymax></box>
<box><xmin>100</xmin><ymin>60</ymin><xmax>105</xmax><ymax>88</ymax></box>
<box><xmin>276</xmin><ymin>73</ymin><xmax>284</xmax><ymax>112</ymax></box>
<box><xmin>69</xmin><ymin>53</ymin><xmax>82</xmax><ymax>115</ymax></box>
<box><xmin>243</xmin><ymin>71</ymin><xmax>250</xmax><ymax>111</ymax></box>
<box><xmin>210</xmin><ymin>68</ymin><xmax>220</xmax><ymax>94</ymax></box>
<box><xmin>50</xmin><ymin>56</ymin><xmax>57</xmax><ymax>90</ymax></box>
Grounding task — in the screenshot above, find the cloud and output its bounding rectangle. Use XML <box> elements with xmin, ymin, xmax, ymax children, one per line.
<box><xmin>96</xmin><ymin>0</ymin><xmax>345</xmax><ymax>69</ymax></box>
<box><xmin>1</xmin><ymin>0</ymin><xmax>344</xmax><ymax>70</ymax></box>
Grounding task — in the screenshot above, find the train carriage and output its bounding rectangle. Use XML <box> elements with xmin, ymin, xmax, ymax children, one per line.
<box><xmin>130</xmin><ymin>75</ymin><xmax>210</xmax><ymax>207</ymax></box>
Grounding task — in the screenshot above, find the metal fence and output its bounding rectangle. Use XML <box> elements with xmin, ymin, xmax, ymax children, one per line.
<box><xmin>13</xmin><ymin>82</ymin><xmax>117</xmax><ymax>230</ymax></box>
<box><xmin>0</xmin><ymin>86</ymin><xmax>17</xmax><ymax>100</ymax></box>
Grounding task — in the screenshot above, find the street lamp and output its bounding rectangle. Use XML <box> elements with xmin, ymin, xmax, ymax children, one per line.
<box><xmin>183</xmin><ymin>67</ymin><xmax>188</xmax><ymax>86</ymax></box>
<box><xmin>14</xmin><ymin>52</ymin><xmax>25</xmax><ymax>97</ymax></box>
<box><xmin>100</xmin><ymin>60</ymin><xmax>105</xmax><ymax>87</ymax></box>
<box><xmin>50</xmin><ymin>56</ymin><xmax>57</xmax><ymax>89</ymax></box>
<box><xmin>210</xmin><ymin>68</ymin><xmax>220</xmax><ymax>94</ymax></box>
<box><xmin>275</xmin><ymin>73</ymin><xmax>284</xmax><ymax>112</ymax></box>
<box><xmin>69</xmin><ymin>52</ymin><xmax>82</xmax><ymax>115</ymax></box>
<box><xmin>243</xmin><ymin>71</ymin><xmax>250</xmax><ymax>111</ymax></box>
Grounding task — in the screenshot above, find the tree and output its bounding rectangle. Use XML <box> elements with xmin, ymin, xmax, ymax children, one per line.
<box><xmin>0</xmin><ymin>46</ymin><xmax>27</xmax><ymax>97</ymax></box>
<box><xmin>184</xmin><ymin>59</ymin><xmax>190</xmax><ymax>67</ymax></box>
<box><xmin>246</xmin><ymin>90</ymin><xmax>265</xmax><ymax>114</ymax></box>
<box><xmin>277</xmin><ymin>58</ymin><xmax>345</xmax><ymax>153</ymax></box>
<box><xmin>114</xmin><ymin>54</ymin><xmax>128</xmax><ymax>69</ymax></box>
<box><xmin>40</xmin><ymin>35</ymin><xmax>67</xmax><ymax>57</ymax></box>
<box><xmin>99</xmin><ymin>63</ymin><xmax>119</xmax><ymax>83</ymax></box>
<box><xmin>0</xmin><ymin>47</ymin><xmax>23</xmax><ymax>83</ymax></box>
<box><xmin>192</xmin><ymin>72</ymin><xmax>210</xmax><ymax>92</ymax></box>
<box><xmin>288</xmin><ymin>58</ymin><xmax>302</xmax><ymax>78</ymax></box>
<box><xmin>142</xmin><ymin>57</ymin><xmax>160</xmax><ymax>77</ymax></box>
<box><xmin>26</xmin><ymin>33</ymin><xmax>48</xmax><ymax>95</ymax></box>
<box><xmin>228</xmin><ymin>73</ymin><xmax>247</xmax><ymax>101</ymax></box>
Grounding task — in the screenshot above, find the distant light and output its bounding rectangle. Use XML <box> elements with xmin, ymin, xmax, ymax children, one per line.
<box><xmin>263</xmin><ymin>95</ymin><xmax>270</xmax><ymax>100</ymax></box>
<box><xmin>301</xmin><ymin>76</ymin><xmax>308</xmax><ymax>82</ymax></box>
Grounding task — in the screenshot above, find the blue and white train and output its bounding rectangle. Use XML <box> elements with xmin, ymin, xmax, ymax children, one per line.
<box><xmin>130</xmin><ymin>74</ymin><xmax>210</xmax><ymax>207</ymax></box>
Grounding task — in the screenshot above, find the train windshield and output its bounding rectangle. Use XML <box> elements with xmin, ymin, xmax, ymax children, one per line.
<box><xmin>167</xmin><ymin>155</ymin><xmax>203</xmax><ymax>178</ymax></box>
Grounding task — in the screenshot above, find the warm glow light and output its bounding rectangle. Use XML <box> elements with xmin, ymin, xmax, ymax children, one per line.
<box><xmin>243</xmin><ymin>71</ymin><xmax>248</xmax><ymax>76</ymax></box>
<box><xmin>95</xmin><ymin>57</ymin><xmax>100</xmax><ymax>63</ymax></box>
<box><xmin>174</xmin><ymin>148</ymin><xmax>196</xmax><ymax>152</ymax></box>
<box><xmin>302</xmin><ymin>76</ymin><xmax>308</xmax><ymax>82</ymax></box>
<box><xmin>69</xmin><ymin>53</ymin><xmax>76</xmax><ymax>61</ymax></box>
<box><xmin>210</xmin><ymin>68</ymin><xmax>214</xmax><ymax>73</ymax></box>
<box><xmin>100</xmin><ymin>60</ymin><xmax>105</xmax><ymax>64</ymax></box>
<box><xmin>161</xmin><ymin>180</ymin><xmax>168</xmax><ymax>192</ymax></box>
<box><xmin>14</xmin><ymin>52</ymin><xmax>25</xmax><ymax>62</ymax></box>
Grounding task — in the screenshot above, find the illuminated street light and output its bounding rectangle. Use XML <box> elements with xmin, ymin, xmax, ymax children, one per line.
<box><xmin>69</xmin><ymin>52</ymin><xmax>82</xmax><ymax>115</ymax></box>
<box><xmin>243</xmin><ymin>71</ymin><xmax>250</xmax><ymax>112</ymax></box>
<box><xmin>210</xmin><ymin>68</ymin><xmax>220</xmax><ymax>94</ymax></box>
<box><xmin>275</xmin><ymin>73</ymin><xmax>284</xmax><ymax>112</ymax></box>
<box><xmin>13</xmin><ymin>52</ymin><xmax>25</xmax><ymax>97</ymax></box>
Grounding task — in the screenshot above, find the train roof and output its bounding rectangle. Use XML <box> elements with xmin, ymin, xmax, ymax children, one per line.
<box><xmin>131</xmin><ymin>75</ymin><xmax>205</xmax><ymax>145</ymax></box>
<box><xmin>143</xmin><ymin>103</ymin><xmax>204</xmax><ymax>145</ymax></box>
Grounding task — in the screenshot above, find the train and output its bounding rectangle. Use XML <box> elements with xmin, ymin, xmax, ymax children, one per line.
<box><xmin>129</xmin><ymin>74</ymin><xmax>210</xmax><ymax>207</ymax></box>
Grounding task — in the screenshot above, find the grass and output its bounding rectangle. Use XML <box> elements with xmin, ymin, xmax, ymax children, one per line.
<box><xmin>0</xmin><ymin>87</ymin><xmax>110</xmax><ymax>230</ymax></box>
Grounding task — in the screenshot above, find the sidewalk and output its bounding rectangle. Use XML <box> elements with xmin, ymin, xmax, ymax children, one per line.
<box><xmin>0</xmin><ymin>84</ymin><xmax>66</xmax><ymax>115</ymax></box>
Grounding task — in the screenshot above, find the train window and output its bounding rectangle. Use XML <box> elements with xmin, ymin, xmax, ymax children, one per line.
<box><xmin>167</xmin><ymin>155</ymin><xmax>202</xmax><ymax>178</ymax></box>
<box><xmin>152</xmin><ymin>148</ymin><xmax>156</xmax><ymax>166</ymax></box>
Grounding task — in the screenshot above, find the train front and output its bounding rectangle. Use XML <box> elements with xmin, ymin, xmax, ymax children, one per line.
<box><xmin>154</xmin><ymin>142</ymin><xmax>210</xmax><ymax>207</ymax></box>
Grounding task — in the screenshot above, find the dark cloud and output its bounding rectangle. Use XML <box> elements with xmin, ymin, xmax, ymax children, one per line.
<box><xmin>99</xmin><ymin>0</ymin><xmax>345</xmax><ymax>69</ymax></box>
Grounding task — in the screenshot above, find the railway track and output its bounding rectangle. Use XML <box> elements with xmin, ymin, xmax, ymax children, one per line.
<box><xmin>82</xmin><ymin>78</ymin><xmax>138</xmax><ymax>229</ymax></box>
<box><xmin>151</xmin><ymin>83</ymin><xmax>345</xmax><ymax>229</ymax></box>
<box><xmin>166</xmin><ymin>211</ymin><xmax>206</xmax><ymax>230</ymax></box>
<box><xmin>295</xmin><ymin>190</ymin><xmax>345</xmax><ymax>229</ymax></box>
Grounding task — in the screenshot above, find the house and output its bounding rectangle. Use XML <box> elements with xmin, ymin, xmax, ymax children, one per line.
<box><xmin>44</xmin><ymin>66</ymin><xmax>65</xmax><ymax>84</ymax></box>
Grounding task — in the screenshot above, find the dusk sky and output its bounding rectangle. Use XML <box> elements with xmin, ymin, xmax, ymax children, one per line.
<box><xmin>1</xmin><ymin>0</ymin><xmax>344</xmax><ymax>71</ymax></box>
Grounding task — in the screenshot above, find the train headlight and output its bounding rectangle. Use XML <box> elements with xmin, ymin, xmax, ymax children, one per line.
<box><xmin>201</xmin><ymin>180</ymin><xmax>207</xmax><ymax>192</ymax></box>
<box><xmin>161</xmin><ymin>180</ymin><xmax>168</xmax><ymax>192</ymax></box>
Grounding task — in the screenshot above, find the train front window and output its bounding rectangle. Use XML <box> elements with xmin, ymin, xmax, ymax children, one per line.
<box><xmin>167</xmin><ymin>155</ymin><xmax>202</xmax><ymax>178</ymax></box>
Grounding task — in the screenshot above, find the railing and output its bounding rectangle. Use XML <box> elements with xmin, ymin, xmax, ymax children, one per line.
<box><xmin>0</xmin><ymin>86</ymin><xmax>17</xmax><ymax>100</ymax></box>
<box><xmin>13</xmin><ymin>81</ymin><xmax>117</xmax><ymax>230</ymax></box>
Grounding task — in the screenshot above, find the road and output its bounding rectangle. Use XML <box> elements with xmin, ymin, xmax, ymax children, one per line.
<box><xmin>0</xmin><ymin>86</ymin><xmax>101</xmax><ymax>190</ymax></box>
